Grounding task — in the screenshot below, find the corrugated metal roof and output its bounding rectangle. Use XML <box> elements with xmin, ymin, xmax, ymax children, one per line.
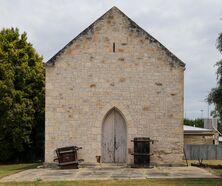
<box><xmin>184</xmin><ymin>125</ymin><xmax>214</xmax><ymax>134</ymax></box>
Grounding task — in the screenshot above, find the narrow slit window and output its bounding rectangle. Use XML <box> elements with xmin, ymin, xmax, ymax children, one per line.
<box><xmin>113</xmin><ymin>42</ymin><xmax>115</xmax><ymax>53</ymax></box>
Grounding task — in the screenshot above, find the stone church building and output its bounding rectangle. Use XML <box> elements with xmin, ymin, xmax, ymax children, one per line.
<box><xmin>45</xmin><ymin>7</ymin><xmax>185</xmax><ymax>166</ymax></box>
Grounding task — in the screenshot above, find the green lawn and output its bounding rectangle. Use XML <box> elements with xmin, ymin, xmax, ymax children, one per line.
<box><xmin>0</xmin><ymin>163</ymin><xmax>40</xmax><ymax>179</ymax></box>
<box><xmin>211</xmin><ymin>169</ymin><xmax>222</xmax><ymax>177</ymax></box>
<box><xmin>186</xmin><ymin>160</ymin><xmax>222</xmax><ymax>177</ymax></box>
<box><xmin>0</xmin><ymin>179</ymin><xmax>222</xmax><ymax>186</ymax></box>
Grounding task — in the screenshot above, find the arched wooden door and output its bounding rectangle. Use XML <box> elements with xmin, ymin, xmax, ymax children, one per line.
<box><xmin>102</xmin><ymin>108</ymin><xmax>127</xmax><ymax>163</ymax></box>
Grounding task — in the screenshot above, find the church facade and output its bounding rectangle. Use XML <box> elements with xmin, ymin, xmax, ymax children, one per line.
<box><xmin>45</xmin><ymin>7</ymin><xmax>185</xmax><ymax>166</ymax></box>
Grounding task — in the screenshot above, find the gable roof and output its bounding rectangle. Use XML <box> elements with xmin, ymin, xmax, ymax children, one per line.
<box><xmin>46</xmin><ymin>6</ymin><xmax>186</xmax><ymax>68</ymax></box>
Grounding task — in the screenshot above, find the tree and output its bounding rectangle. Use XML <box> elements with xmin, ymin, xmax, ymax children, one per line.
<box><xmin>184</xmin><ymin>118</ymin><xmax>204</xmax><ymax>128</ymax></box>
<box><xmin>0</xmin><ymin>28</ymin><xmax>45</xmax><ymax>162</ymax></box>
<box><xmin>208</xmin><ymin>32</ymin><xmax>222</xmax><ymax>133</ymax></box>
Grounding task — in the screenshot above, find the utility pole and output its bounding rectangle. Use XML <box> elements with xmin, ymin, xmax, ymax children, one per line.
<box><xmin>207</xmin><ymin>103</ymin><xmax>210</xmax><ymax>128</ymax></box>
<box><xmin>207</xmin><ymin>103</ymin><xmax>210</xmax><ymax>119</ymax></box>
<box><xmin>200</xmin><ymin>109</ymin><xmax>204</xmax><ymax>119</ymax></box>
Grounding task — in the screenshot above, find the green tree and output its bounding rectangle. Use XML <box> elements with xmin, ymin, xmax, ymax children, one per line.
<box><xmin>184</xmin><ymin>118</ymin><xmax>204</xmax><ymax>128</ymax></box>
<box><xmin>0</xmin><ymin>28</ymin><xmax>45</xmax><ymax>162</ymax></box>
<box><xmin>208</xmin><ymin>32</ymin><xmax>222</xmax><ymax>133</ymax></box>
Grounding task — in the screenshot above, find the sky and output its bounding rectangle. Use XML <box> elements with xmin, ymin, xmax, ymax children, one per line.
<box><xmin>0</xmin><ymin>0</ymin><xmax>221</xmax><ymax>119</ymax></box>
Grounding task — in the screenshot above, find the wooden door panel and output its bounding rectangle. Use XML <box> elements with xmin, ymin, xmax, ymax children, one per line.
<box><xmin>102</xmin><ymin>108</ymin><xmax>127</xmax><ymax>163</ymax></box>
<box><xmin>102</xmin><ymin>109</ymin><xmax>115</xmax><ymax>162</ymax></box>
<box><xmin>114</xmin><ymin>110</ymin><xmax>127</xmax><ymax>163</ymax></box>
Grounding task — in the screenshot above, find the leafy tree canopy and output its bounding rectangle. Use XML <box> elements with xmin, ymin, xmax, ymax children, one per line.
<box><xmin>184</xmin><ymin>118</ymin><xmax>204</xmax><ymax>128</ymax></box>
<box><xmin>208</xmin><ymin>32</ymin><xmax>222</xmax><ymax>133</ymax></box>
<box><xmin>0</xmin><ymin>28</ymin><xmax>45</xmax><ymax>162</ymax></box>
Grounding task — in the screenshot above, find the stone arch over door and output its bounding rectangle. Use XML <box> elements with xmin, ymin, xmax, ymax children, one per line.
<box><xmin>102</xmin><ymin>107</ymin><xmax>127</xmax><ymax>163</ymax></box>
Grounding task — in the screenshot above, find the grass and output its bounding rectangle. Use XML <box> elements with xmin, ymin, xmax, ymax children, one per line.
<box><xmin>211</xmin><ymin>169</ymin><xmax>222</xmax><ymax>177</ymax></box>
<box><xmin>0</xmin><ymin>162</ymin><xmax>222</xmax><ymax>185</ymax></box>
<box><xmin>185</xmin><ymin>160</ymin><xmax>222</xmax><ymax>177</ymax></box>
<box><xmin>0</xmin><ymin>163</ymin><xmax>41</xmax><ymax>179</ymax></box>
<box><xmin>1</xmin><ymin>179</ymin><xmax>222</xmax><ymax>186</ymax></box>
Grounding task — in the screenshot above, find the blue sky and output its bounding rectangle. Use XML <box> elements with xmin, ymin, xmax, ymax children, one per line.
<box><xmin>0</xmin><ymin>0</ymin><xmax>221</xmax><ymax>119</ymax></box>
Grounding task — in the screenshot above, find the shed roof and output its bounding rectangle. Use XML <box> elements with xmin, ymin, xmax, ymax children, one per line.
<box><xmin>184</xmin><ymin>125</ymin><xmax>214</xmax><ymax>134</ymax></box>
<box><xmin>46</xmin><ymin>6</ymin><xmax>186</xmax><ymax>67</ymax></box>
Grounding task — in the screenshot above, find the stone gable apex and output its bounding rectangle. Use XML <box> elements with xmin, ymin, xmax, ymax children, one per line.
<box><xmin>46</xmin><ymin>6</ymin><xmax>185</xmax><ymax>68</ymax></box>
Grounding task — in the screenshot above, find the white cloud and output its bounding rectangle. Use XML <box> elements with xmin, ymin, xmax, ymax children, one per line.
<box><xmin>0</xmin><ymin>0</ymin><xmax>221</xmax><ymax>118</ymax></box>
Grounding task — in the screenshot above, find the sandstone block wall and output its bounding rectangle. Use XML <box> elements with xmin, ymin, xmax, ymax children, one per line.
<box><xmin>45</xmin><ymin>7</ymin><xmax>185</xmax><ymax>165</ymax></box>
<box><xmin>184</xmin><ymin>134</ymin><xmax>215</xmax><ymax>145</ymax></box>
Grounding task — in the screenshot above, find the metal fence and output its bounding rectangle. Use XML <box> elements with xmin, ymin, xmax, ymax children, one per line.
<box><xmin>184</xmin><ymin>144</ymin><xmax>222</xmax><ymax>160</ymax></box>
